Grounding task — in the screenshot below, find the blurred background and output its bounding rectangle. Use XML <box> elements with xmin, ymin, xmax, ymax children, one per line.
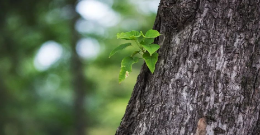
<box><xmin>0</xmin><ymin>0</ymin><xmax>159</xmax><ymax>134</ymax></box>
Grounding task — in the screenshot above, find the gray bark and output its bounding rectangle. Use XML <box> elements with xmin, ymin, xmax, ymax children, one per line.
<box><xmin>116</xmin><ymin>0</ymin><xmax>260</xmax><ymax>135</ymax></box>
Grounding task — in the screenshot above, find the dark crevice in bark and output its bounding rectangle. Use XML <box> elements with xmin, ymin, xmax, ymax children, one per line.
<box><xmin>252</xmin><ymin>110</ymin><xmax>260</xmax><ymax>134</ymax></box>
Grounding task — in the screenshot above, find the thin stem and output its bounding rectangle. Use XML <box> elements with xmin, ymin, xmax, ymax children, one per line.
<box><xmin>134</xmin><ymin>40</ymin><xmax>141</xmax><ymax>48</ymax></box>
<box><xmin>134</xmin><ymin>40</ymin><xmax>144</xmax><ymax>52</ymax></box>
<box><xmin>131</xmin><ymin>44</ymin><xmax>140</xmax><ymax>51</ymax></box>
<box><xmin>131</xmin><ymin>50</ymin><xmax>143</xmax><ymax>57</ymax></box>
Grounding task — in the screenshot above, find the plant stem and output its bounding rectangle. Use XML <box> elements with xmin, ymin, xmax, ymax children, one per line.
<box><xmin>134</xmin><ymin>40</ymin><xmax>143</xmax><ymax>52</ymax></box>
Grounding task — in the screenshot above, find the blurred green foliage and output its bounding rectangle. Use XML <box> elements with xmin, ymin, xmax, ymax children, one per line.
<box><xmin>0</xmin><ymin>0</ymin><xmax>158</xmax><ymax>134</ymax></box>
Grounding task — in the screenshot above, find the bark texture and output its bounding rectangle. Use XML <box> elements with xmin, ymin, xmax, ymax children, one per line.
<box><xmin>116</xmin><ymin>0</ymin><xmax>260</xmax><ymax>135</ymax></box>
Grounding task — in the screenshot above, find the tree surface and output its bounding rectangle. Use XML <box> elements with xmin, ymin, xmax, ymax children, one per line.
<box><xmin>116</xmin><ymin>0</ymin><xmax>260</xmax><ymax>135</ymax></box>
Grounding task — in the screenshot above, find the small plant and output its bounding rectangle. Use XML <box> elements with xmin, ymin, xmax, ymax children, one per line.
<box><xmin>109</xmin><ymin>29</ymin><xmax>161</xmax><ymax>83</ymax></box>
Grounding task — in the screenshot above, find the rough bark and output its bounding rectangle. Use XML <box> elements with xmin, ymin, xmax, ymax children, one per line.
<box><xmin>116</xmin><ymin>0</ymin><xmax>260</xmax><ymax>135</ymax></box>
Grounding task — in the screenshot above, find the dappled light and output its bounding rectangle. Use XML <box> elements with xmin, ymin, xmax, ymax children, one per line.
<box><xmin>34</xmin><ymin>41</ymin><xmax>63</xmax><ymax>71</ymax></box>
<box><xmin>36</xmin><ymin>74</ymin><xmax>61</xmax><ymax>98</ymax></box>
<box><xmin>0</xmin><ymin>0</ymin><xmax>160</xmax><ymax>134</ymax></box>
<box><xmin>132</xmin><ymin>0</ymin><xmax>160</xmax><ymax>14</ymax></box>
<box><xmin>76</xmin><ymin>19</ymin><xmax>105</xmax><ymax>35</ymax></box>
<box><xmin>76</xmin><ymin>0</ymin><xmax>120</xmax><ymax>27</ymax></box>
<box><xmin>76</xmin><ymin>38</ymin><xmax>100</xmax><ymax>59</ymax></box>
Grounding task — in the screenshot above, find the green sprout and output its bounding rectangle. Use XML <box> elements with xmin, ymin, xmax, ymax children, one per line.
<box><xmin>109</xmin><ymin>29</ymin><xmax>161</xmax><ymax>83</ymax></box>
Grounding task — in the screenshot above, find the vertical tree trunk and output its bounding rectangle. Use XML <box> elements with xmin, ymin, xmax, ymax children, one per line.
<box><xmin>0</xmin><ymin>73</ymin><xmax>9</xmax><ymax>135</ymax></box>
<box><xmin>116</xmin><ymin>0</ymin><xmax>260</xmax><ymax>135</ymax></box>
<box><xmin>69</xmin><ymin>0</ymin><xmax>87</xmax><ymax>135</ymax></box>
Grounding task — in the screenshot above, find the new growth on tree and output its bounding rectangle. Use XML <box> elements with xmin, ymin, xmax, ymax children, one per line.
<box><xmin>109</xmin><ymin>30</ymin><xmax>161</xmax><ymax>83</ymax></box>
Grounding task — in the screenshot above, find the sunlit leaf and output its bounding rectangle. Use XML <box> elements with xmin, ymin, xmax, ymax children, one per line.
<box><xmin>143</xmin><ymin>52</ymin><xmax>158</xmax><ymax>73</ymax></box>
<box><xmin>109</xmin><ymin>43</ymin><xmax>131</xmax><ymax>58</ymax></box>
<box><xmin>119</xmin><ymin>56</ymin><xmax>139</xmax><ymax>83</ymax></box>
<box><xmin>145</xmin><ymin>29</ymin><xmax>160</xmax><ymax>38</ymax></box>
<box><xmin>117</xmin><ymin>30</ymin><xmax>141</xmax><ymax>40</ymax></box>
<box><xmin>121</xmin><ymin>56</ymin><xmax>139</xmax><ymax>72</ymax></box>
<box><xmin>142</xmin><ymin>44</ymin><xmax>160</xmax><ymax>56</ymax></box>
<box><xmin>140</xmin><ymin>38</ymin><xmax>154</xmax><ymax>45</ymax></box>
<box><xmin>129</xmin><ymin>30</ymin><xmax>141</xmax><ymax>37</ymax></box>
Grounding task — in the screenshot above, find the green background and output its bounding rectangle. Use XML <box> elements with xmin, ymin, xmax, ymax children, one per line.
<box><xmin>0</xmin><ymin>0</ymin><xmax>159</xmax><ymax>134</ymax></box>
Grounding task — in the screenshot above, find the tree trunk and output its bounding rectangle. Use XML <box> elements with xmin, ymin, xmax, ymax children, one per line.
<box><xmin>116</xmin><ymin>0</ymin><xmax>260</xmax><ymax>135</ymax></box>
<box><xmin>69</xmin><ymin>0</ymin><xmax>87</xmax><ymax>135</ymax></box>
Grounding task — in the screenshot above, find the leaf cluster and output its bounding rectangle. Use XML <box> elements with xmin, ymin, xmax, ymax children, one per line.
<box><xmin>109</xmin><ymin>29</ymin><xmax>161</xmax><ymax>83</ymax></box>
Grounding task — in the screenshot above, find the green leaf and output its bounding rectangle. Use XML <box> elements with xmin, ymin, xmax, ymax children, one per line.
<box><xmin>140</xmin><ymin>38</ymin><xmax>154</xmax><ymax>45</ymax></box>
<box><xmin>145</xmin><ymin>29</ymin><xmax>161</xmax><ymax>38</ymax></box>
<box><xmin>143</xmin><ymin>52</ymin><xmax>158</xmax><ymax>73</ymax></box>
<box><xmin>117</xmin><ymin>30</ymin><xmax>141</xmax><ymax>40</ymax></box>
<box><xmin>119</xmin><ymin>67</ymin><xmax>127</xmax><ymax>83</ymax></box>
<box><xmin>142</xmin><ymin>44</ymin><xmax>160</xmax><ymax>55</ymax></box>
<box><xmin>109</xmin><ymin>43</ymin><xmax>131</xmax><ymax>58</ymax></box>
<box><xmin>121</xmin><ymin>56</ymin><xmax>139</xmax><ymax>72</ymax></box>
<box><xmin>137</xmin><ymin>37</ymin><xmax>144</xmax><ymax>43</ymax></box>
<box><xmin>131</xmin><ymin>51</ymin><xmax>140</xmax><ymax>57</ymax></box>
<box><xmin>119</xmin><ymin>57</ymin><xmax>139</xmax><ymax>83</ymax></box>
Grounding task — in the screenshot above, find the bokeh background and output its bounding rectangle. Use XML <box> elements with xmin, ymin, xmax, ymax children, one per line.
<box><xmin>0</xmin><ymin>0</ymin><xmax>159</xmax><ymax>134</ymax></box>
